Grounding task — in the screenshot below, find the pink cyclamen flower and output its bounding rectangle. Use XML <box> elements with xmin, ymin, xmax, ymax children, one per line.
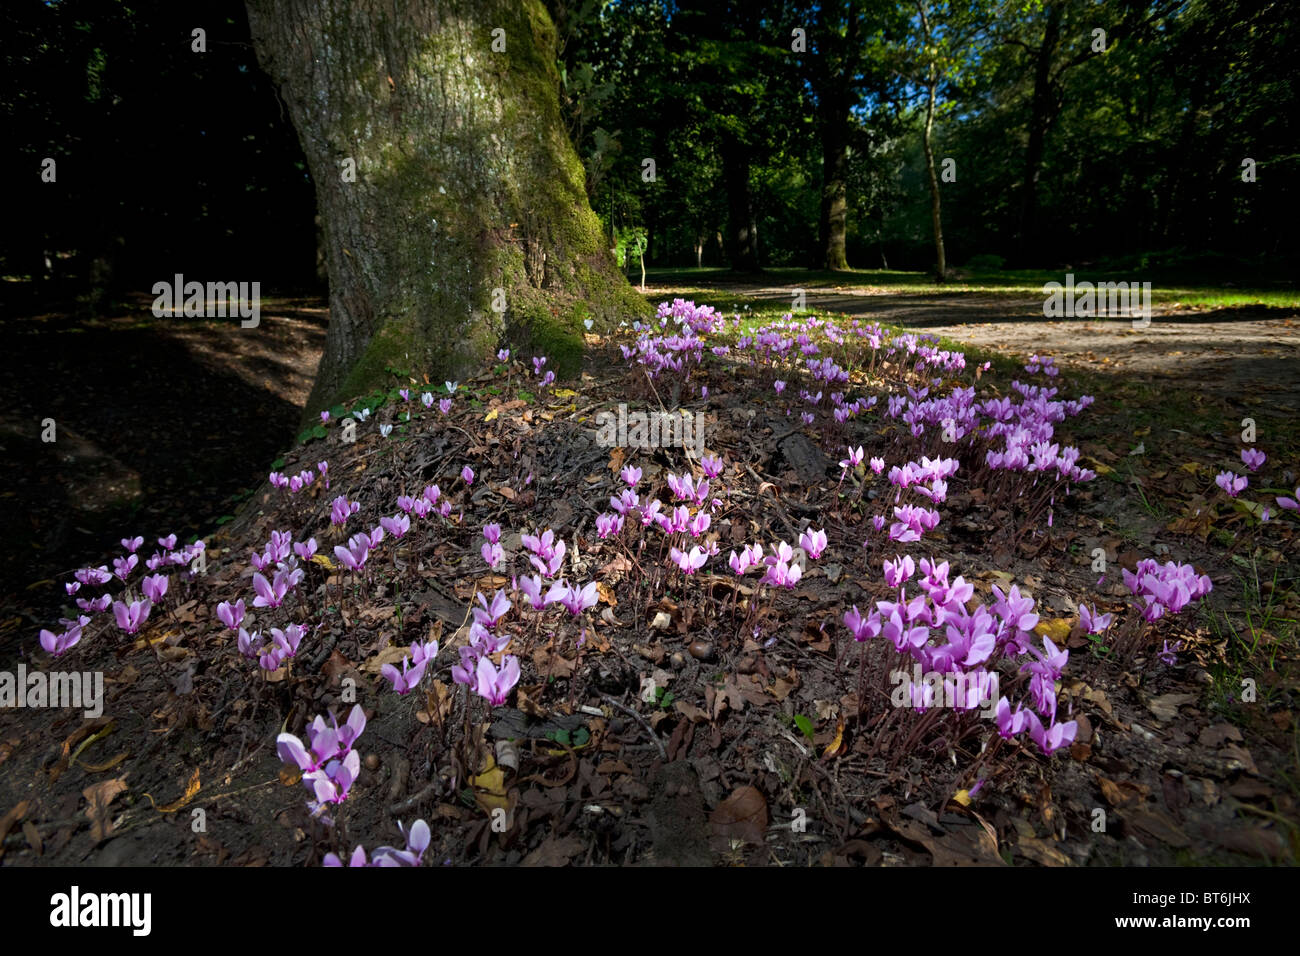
<box><xmin>461</xmin><ymin>466</ymin><xmax>475</xmax><ymax>486</ymax></box>
<box><xmin>251</xmin><ymin>571</ymin><xmax>287</xmax><ymax>608</ymax></box>
<box><xmin>1240</xmin><ymin>448</ymin><xmax>1265</xmax><ymax>472</ymax></box>
<box><xmin>1078</xmin><ymin>603</ymin><xmax>1112</xmax><ymax>635</ymax></box>
<box><xmin>40</xmin><ymin>620</ymin><xmax>86</xmax><ymax>656</ymax></box>
<box><xmin>670</xmin><ymin>546</ymin><xmax>708</xmax><ymax>575</ymax></box>
<box><xmin>382</xmin><ymin>655</ymin><xmax>430</xmax><ymax>695</ymax></box>
<box><xmin>112</xmin><ymin>599</ymin><xmax>151</xmax><ymax>634</ymax></box>
<box><xmin>474</xmin><ymin>654</ymin><xmax>521</xmax><ymax>706</ymax></box>
<box><xmin>870</xmin><ymin>457</ymin><xmax>885</xmax><ymax>474</ymax></box>
<box><xmin>294</xmin><ymin>538</ymin><xmax>318</xmax><ymax>561</ymax></box>
<box><xmin>482</xmin><ymin>541</ymin><xmax>505</xmax><ymax>568</ymax></box>
<box><xmin>1025</xmin><ymin>711</ymin><xmax>1078</xmax><ymax>756</ymax></box>
<box><xmin>843</xmin><ymin>605</ymin><xmax>880</xmax><ymax>642</ymax></box>
<box><xmin>517</xmin><ymin>575</ymin><xmax>547</xmax><ymax>611</ymax></box>
<box><xmin>839</xmin><ymin>447</ymin><xmax>864</xmax><ymax>470</ymax></box>
<box><xmin>883</xmin><ymin>554</ymin><xmax>916</xmax><ymax>588</ymax></box>
<box><xmin>113</xmin><ymin>553</ymin><xmax>138</xmax><ymax>582</ymax></box>
<box><xmin>799</xmin><ymin>528</ymin><xmax>827</xmax><ymax>560</ymax></box>
<box><xmin>77</xmin><ymin>594</ymin><xmax>112</xmax><ymax>614</ymax></box>
<box><xmin>75</xmin><ymin>566</ymin><xmax>110</xmax><ymax>587</ymax></box>
<box><xmin>700</xmin><ymin>455</ymin><xmax>724</xmax><ymax>478</ymax></box>
<box><xmin>1214</xmin><ymin>471</ymin><xmax>1248</xmax><ymax>497</ymax></box>
<box><xmin>552</xmin><ymin>580</ymin><xmax>599</xmax><ymax>616</ymax></box>
<box><xmin>216</xmin><ymin>599</ymin><xmax>245</xmax><ymax>630</ymax></box>
<box><xmin>498</xmin><ymin>349</ymin><xmax>510</xmax><ymax>362</ymax></box>
<box><xmin>620</xmin><ymin>465</ymin><xmax>642</xmax><ymax>487</ymax></box>
<box><xmin>330</xmin><ymin>495</ymin><xmax>360</xmax><ymax>526</ymax></box>
<box><xmin>142</xmin><ymin>573</ymin><xmax>168</xmax><ymax>604</ymax></box>
<box><xmin>995</xmin><ymin>698</ymin><xmax>1029</xmax><ymax>739</ymax></box>
<box><xmin>379</xmin><ymin>513</ymin><xmax>411</xmax><ymax>539</ymax></box>
<box><xmin>121</xmin><ymin>536</ymin><xmax>144</xmax><ymax>553</ymax></box>
<box><xmin>473</xmin><ymin>589</ymin><xmax>513</xmax><ymax>629</ymax></box>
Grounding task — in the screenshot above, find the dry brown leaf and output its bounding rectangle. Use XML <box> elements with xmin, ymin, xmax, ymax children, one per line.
<box><xmin>83</xmin><ymin>777</ymin><xmax>129</xmax><ymax>842</ymax></box>
<box><xmin>520</xmin><ymin>835</ymin><xmax>586</xmax><ymax>867</ymax></box>
<box><xmin>709</xmin><ymin>785</ymin><xmax>768</xmax><ymax>844</ymax></box>
<box><xmin>360</xmin><ymin>644</ymin><xmax>410</xmax><ymax>675</ymax></box>
<box><xmin>145</xmin><ymin>768</ymin><xmax>201</xmax><ymax>813</ymax></box>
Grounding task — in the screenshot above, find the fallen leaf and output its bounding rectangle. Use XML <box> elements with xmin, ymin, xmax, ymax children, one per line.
<box><xmin>360</xmin><ymin>644</ymin><xmax>410</xmax><ymax>675</ymax></box>
<box><xmin>821</xmin><ymin>718</ymin><xmax>846</xmax><ymax>759</ymax></box>
<box><xmin>471</xmin><ymin>756</ymin><xmax>509</xmax><ymax>814</ymax></box>
<box><xmin>520</xmin><ymin>835</ymin><xmax>585</xmax><ymax>866</ymax></box>
<box><xmin>1034</xmin><ymin>618</ymin><xmax>1072</xmax><ymax>643</ymax></box>
<box><xmin>1147</xmin><ymin>692</ymin><xmax>1198</xmax><ymax>722</ymax></box>
<box><xmin>709</xmin><ymin>785</ymin><xmax>768</xmax><ymax>844</ymax></box>
<box><xmin>145</xmin><ymin>768</ymin><xmax>201</xmax><ymax>813</ymax></box>
<box><xmin>83</xmin><ymin>777</ymin><xmax>129</xmax><ymax>842</ymax></box>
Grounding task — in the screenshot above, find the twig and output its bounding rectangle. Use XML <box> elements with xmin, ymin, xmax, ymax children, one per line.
<box><xmin>600</xmin><ymin>694</ymin><xmax>667</xmax><ymax>760</ymax></box>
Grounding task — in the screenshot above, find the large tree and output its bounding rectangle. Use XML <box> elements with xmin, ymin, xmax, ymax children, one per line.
<box><xmin>244</xmin><ymin>0</ymin><xmax>646</xmax><ymax>413</ymax></box>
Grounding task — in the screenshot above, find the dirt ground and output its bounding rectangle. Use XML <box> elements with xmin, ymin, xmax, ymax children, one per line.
<box><xmin>0</xmin><ymin>284</ymin><xmax>1296</xmax><ymax>867</ymax></box>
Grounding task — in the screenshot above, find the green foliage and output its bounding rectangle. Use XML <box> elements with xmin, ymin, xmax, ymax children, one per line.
<box><xmin>793</xmin><ymin>714</ymin><xmax>815</xmax><ymax>743</ymax></box>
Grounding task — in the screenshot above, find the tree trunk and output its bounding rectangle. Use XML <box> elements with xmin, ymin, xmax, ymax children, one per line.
<box><xmin>921</xmin><ymin>77</ymin><xmax>947</xmax><ymax>279</ymax></box>
<box><xmin>1016</xmin><ymin>3</ymin><xmax>1062</xmax><ymax>262</ymax></box>
<box><xmin>720</xmin><ymin>132</ymin><xmax>760</xmax><ymax>272</ymax></box>
<box><xmin>244</xmin><ymin>0</ymin><xmax>645</xmax><ymax>414</ymax></box>
<box><xmin>817</xmin><ymin>100</ymin><xmax>850</xmax><ymax>271</ymax></box>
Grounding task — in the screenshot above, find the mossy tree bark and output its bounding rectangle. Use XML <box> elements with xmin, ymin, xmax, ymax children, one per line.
<box><xmin>244</xmin><ymin>0</ymin><xmax>648</xmax><ymax>414</ymax></box>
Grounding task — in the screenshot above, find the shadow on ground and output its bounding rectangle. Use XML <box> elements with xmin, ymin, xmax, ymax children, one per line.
<box><xmin>0</xmin><ymin>288</ymin><xmax>327</xmax><ymax>650</ymax></box>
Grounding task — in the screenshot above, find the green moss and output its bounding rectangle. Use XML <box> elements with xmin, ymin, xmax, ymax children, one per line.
<box><xmin>335</xmin><ymin>314</ymin><xmax>418</xmax><ymax>404</ymax></box>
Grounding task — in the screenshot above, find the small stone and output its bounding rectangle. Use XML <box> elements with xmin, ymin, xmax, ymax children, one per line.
<box><xmin>688</xmin><ymin>641</ymin><xmax>714</xmax><ymax>661</ymax></box>
<box><xmin>650</xmin><ymin>611</ymin><xmax>672</xmax><ymax>631</ymax></box>
<box><xmin>363</xmin><ymin>753</ymin><xmax>380</xmax><ymax>772</ymax></box>
<box><xmin>669</xmin><ymin>652</ymin><xmax>686</xmax><ymax>670</ymax></box>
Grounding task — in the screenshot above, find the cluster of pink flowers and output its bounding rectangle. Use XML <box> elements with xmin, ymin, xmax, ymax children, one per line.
<box><xmin>238</xmin><ymin>622</ymin><xmax>309</xmax><ymax>672</ymax></box>
<box><xmin>1122</xmin><ymin>559</ymin><xmax>1212</xmax><ymax>622</ymax></box>
<box><xmin>451</xmin><ymin>591</ymin><xmax>520</xmax><ymax>706</ymax></box>
<box><xmin>277</xmin><ymin>705</ymin><xmax>366</xmax><ymax>813</ymax></box>
<box><xmin>844</xmin><ymin>556</ymin><xmax>1078</xmax><ymax>755</ymax></box>
<box><xmin>325</xmin><ymin>819</ymin><xmax>431</xmax><ymax>867</ymax></box>
<box><xmin>39</xmin><ymin>532</ymin><xmax>204</xmax><ymax>656</ymax></box>
<box><xmin>381</xmin><ymin>639</ymin><xmax>439</xmax><ymax>695</ymax></box>
<box><xmin>269</xmin><ymin>464</ymin><xmax>321</xmax><ymax>494</ymax></box>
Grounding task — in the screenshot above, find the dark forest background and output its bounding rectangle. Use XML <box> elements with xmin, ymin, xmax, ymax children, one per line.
<box><xmin>2</xmin><ymin>0</ymin><xmax>1296</xmax><ymax>307</ymax></box>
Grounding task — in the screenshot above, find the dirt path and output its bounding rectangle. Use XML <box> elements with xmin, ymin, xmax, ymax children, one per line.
<box><xmin>649</xmin><ymin>283</ymin><xmax>1300</xmax><ymax>412</ymax></box>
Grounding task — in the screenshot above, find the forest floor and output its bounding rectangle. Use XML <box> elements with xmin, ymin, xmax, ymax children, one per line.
<box><xmin>0</xmin><ymin>276</ymin><xmax>1296</xmax><ymax>867</ymax></box>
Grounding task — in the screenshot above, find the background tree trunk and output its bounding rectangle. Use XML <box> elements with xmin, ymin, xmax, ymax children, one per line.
<box><xmin>921</xmin><ymin>76</ymin><xmax>947</xmax><ymax>279</ymax></box>
<box><xmin>720</xmin><ymin>132</ymin><xmax>760</xmax><ymax>272</ymax></box>
<box><xmin>817</xmin><ymin>101</ymin><xmax>851</xmax><ymax>271</ymax></box>
<box><xmin>244</xmin><ymin>0</ymin><xmax>646</xmax><ymax>414</ymax></box>
<box><xmin>1015</xmin><ymin>3</ymin><xmax>1062</xmax><ymax>262</ymax></box>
